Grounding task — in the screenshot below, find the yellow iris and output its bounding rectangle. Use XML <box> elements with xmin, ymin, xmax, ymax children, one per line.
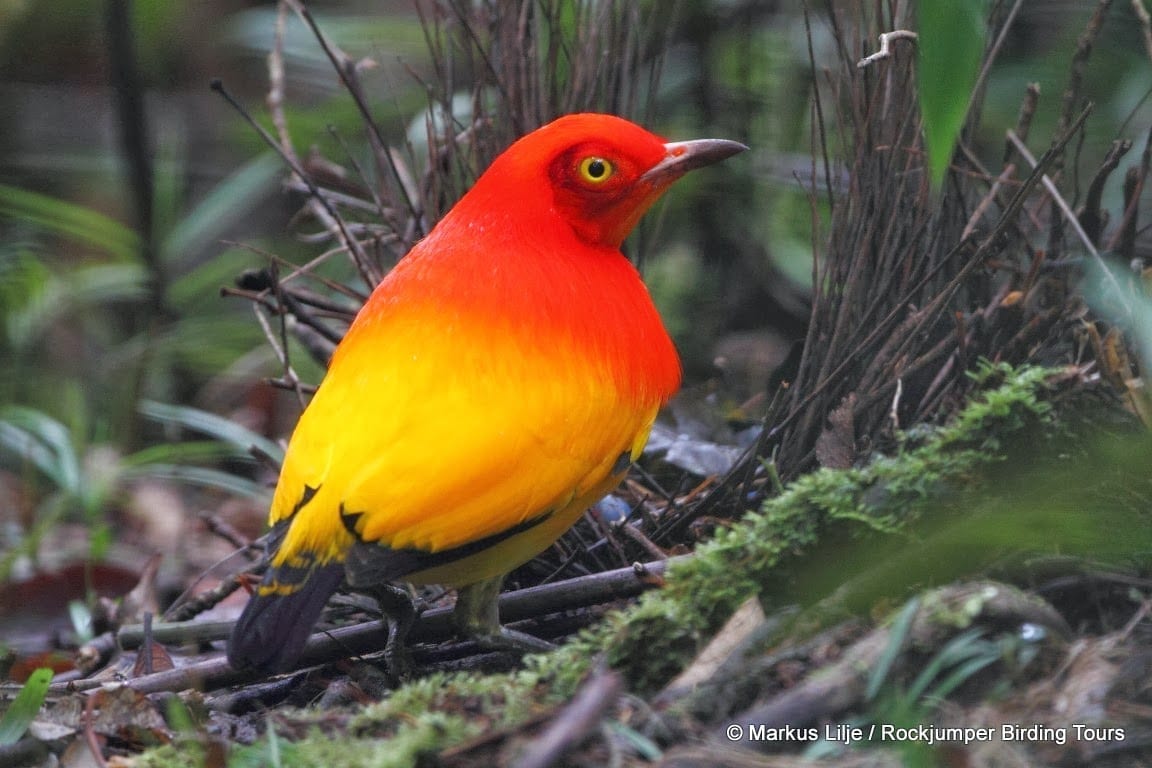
<box><xmin>578</xmin><ymin>156</ymin><xmax>614</xmax><ymax>184</ymax></box>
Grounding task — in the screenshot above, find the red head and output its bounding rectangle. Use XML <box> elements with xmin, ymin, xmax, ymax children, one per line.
<box><xmin>451</xmin><ymin>113</ymin><xmax>746</xmax><ymax>249</ymax></box>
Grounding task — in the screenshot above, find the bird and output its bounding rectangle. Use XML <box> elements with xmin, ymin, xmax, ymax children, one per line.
<box><xmin>227</xmin><ymin>113</ymin><xmax>746</xmax><ymax>675</ymax></box>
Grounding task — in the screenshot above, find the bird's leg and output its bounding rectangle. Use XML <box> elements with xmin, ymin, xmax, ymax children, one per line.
<box><xmin>452</xmin><ymin>576</ymin><xmax>554</xmax><ymax>654</ymax></box>
<box><xmin>365</xmin><ymin>582</ymin><xmax>419</xmax><ymax>680</ymax></box>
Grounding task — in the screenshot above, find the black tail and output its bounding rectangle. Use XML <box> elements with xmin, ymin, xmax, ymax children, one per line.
<box><xmin>227</xmin><ymin>563</ymin><xmax>344</xmax><ymax>674</ymax></box>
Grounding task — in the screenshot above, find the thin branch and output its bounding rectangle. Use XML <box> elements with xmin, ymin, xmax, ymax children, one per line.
<box><xmin>856</xmin><ymin>29</ymin><xmax>917</xmax><ymax>68</ymax></box>
<box><xmin>510</xmin><ymin>667</ymin><xmax>622</xmax><ymax>768</ymax></box>
<box><xmin>209</xmin><ymin>79</ymin><xmax>378</xmax><ymax>290</ymax></box>
<box><xmin>1005</xmin><ymin>126</ymin><xmax>1129</xmax><ymax>312</ymax></box>
<box><xmin>54</xmin><ymin>557</ymin><xmax>683</xmax><ymax>695</ymax></box>
<box><xmin>1133</xmin><ymin>0</ymin><xmax>1152</xmax><ymax>65</ymax></box>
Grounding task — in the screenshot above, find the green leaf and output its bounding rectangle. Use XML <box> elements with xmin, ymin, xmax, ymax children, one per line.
<box><xmin>6</xmin><ymin>262</ymin><xmax>147</xmax><ymax>348</ymax></box>
<box><xmin>160</xmin><ymin>153</ymin><xmax>282</xmax><ymax>267</ymax></box>
<box><xmin>137</xmin><ymin>400</ymin><xmax>284</xmax><ymax>464</ymax></box>
<box><xmin>867</xmin><ymin>596</ymin><xmax>920</xmax><ymax>701</ymax></box>
<box><xmin>0</xmin><ymin>667</ymin><xmax>52</xmax><ymax>745</ymax></box>
<box><xmin>0</xmin><ymin>184</ymin><xmax>140</xmax><ymax>262</ymax></box>
<box><xmin>0</xmin><ymin>406</ymin><xmax>81</xmax><ymax>494</ymax></box>
<box><xmin>122</xmin><ymin>440</ymin><xmax>253</xmax><ymax>468</ymax></box>
<box><xmin>917</xmin><ymin>0</ymin><xmax>987</xmax><ymax>188</ymax></box>
<box><xmin>119</xmin><ymin>463</ymin><xmax>270</xmax><ymax>499</ymax></box>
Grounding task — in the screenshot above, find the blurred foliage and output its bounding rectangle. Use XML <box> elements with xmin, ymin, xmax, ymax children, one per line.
<box><xmin>0</xmin><ymin>145</ymin><xmax>289</xmax><ymax>579</ymax></box>
<box><xmin>0</xmin><ymin>399</ymin><xmax>276</xmax><ymax>580</ymax></box>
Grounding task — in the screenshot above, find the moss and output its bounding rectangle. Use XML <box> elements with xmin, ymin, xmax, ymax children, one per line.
<box><xmin>224</xmin><ymin>714</ymin><xmax>472</xmax><ymax>768</ymax></box>
<box><xmin>135</xmin><ymin>742</ymin><xmax>205</xmax><ymax>768</ymax></box>
<box><xmin>348</xmin><ymin>668</ymin><xmax>550</xmax><ymax>738</ymax></box>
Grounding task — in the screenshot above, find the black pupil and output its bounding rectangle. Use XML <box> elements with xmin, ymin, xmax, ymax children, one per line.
<box><xmin>587</xmin><ymin>159</ymin><xmax>606</xmax><ymax>178</ymax></box>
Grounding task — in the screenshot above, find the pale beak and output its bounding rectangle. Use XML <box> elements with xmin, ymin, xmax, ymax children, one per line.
<box><xmin>639</xmin><ymin>138</ymin><xmax>748</xmax><ymax>185</ymax></box>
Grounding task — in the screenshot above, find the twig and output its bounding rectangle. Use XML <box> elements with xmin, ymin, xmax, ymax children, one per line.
<box><xmin>769</xmin><ymin>104</ymin><xmax>1093</xmax><ymax>465</ymax></box>
<box><xmin>250</xmin><ymin>302</ymin><xmax>308</xmax><ymax>408</ymax></box>
<box><xmin>1080</xmin><ymin>139</ymin><xmax>1134</xmax><ymax>244</ymax></box>
<box><xmin>82</xmin><ymin>691</ymin><xmax>109</xmax><ymax>768</ymax></box>
<box><xmin>856</xmin><ymin>30</ymin><xmax>917</xmax><ymax>68</ymax></box>
<box><xmin>209</xmin><ymin>79</ymin><xmax>378</xmax><ymax>291</ymax></box>
<box><xmin>510</xmin><ymin>667</ymin><xmax>622</xmax><ymax>768</ymax></box>
<box><xmin>56</xmin><ymin>557</ymin><xmax>684</xmax><ymax>695</ymax></box>
<box><xmin>268</xmin><ymin>1</ymin><xmax>299</xmax><ymax>169</ymax></box>
<box><xmin>1134</xmin><ymin>0</ymin><xmax>1152</xmax><ymax>64</ymax></box>
<box><xmin>616</xmin><ymin>521</ymin><xmax>668</xmax><ymax>561</ymax></box>
<box><xmin>888</xmin><ymin>378</ymin><xmax>903</xmax><ymax>431</ymax></box>
<box><xmin>1005</xmin><ymin>127</ymin><xmax>1129</xmax><ymax>311</ymax></box>
<box><xmin>199</xmin><ymin>512</ymin><xmax>252</xmax><ymax>551</ymax></box>
<box><xmin>162</xmin><ymin>569</ymin><xmax>254</xmax><ymax>623</ymax></box>
<box><xmin>1056</xmin><ymin>0</ymin><xmax>1112</xmax><ymax>140</ymax></box>
<box><xmin>1104</xmin><ymin>123</ymin><xmax>1152</xmax><ymax>258</ymax></box>
<box><xmin>291</xmin><ymin>1</ymin><xmax>421</xmax><ymax>245</ymax></box>
<box><xmin>963</xmin><ymin>0</ymin><xmax>1026</xmax><ymax>126</ymax></box>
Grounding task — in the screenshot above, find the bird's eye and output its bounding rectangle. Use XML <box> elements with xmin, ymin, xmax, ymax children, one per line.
<box><xmin>578</xmin><ymin>156</ymin><xmax>614</xmax><ymax>184</ymax></box>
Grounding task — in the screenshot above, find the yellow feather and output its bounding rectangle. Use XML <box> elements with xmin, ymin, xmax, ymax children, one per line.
<box><xmin>268</xmin><ymin>302</ymin><xmax>655</xmax><ymax>586</ymax></box>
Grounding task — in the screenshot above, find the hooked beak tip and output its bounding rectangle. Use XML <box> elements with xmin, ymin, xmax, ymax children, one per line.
<box><xmin>640</xmin><ymin>138</ymin><xmax>748</xmax><ymax>184</ymax></box>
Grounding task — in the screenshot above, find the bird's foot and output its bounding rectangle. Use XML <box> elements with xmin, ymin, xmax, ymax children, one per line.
<box><xmin>466</xmin><ymin>624</ymin><xmax>555</xmax><ymax>655</ymax></box>
<box><xmin>366</xmin><ymin>582</ymin><xmax>420</xmax><ymax>681</ymax></box>
<box><xmin>453</xmin><ymin>576</ymin><xmax>554</xmax><ymax>657</ymax></box>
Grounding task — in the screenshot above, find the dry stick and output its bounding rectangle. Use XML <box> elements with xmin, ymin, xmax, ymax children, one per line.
<box><xmin>802</xmin><ymin>2</ymin><xmax>835</xmax><ymax>211</ymax></box>
<box><xmin>1116</xmin><ymin>168</ymin><xmax>1143</xmax><ymax>263</ymax></box>
<box><xmin>250</xmin><ymin>302</ymin><xmax>309</xmax><ymax>408</ymax></box>
<box><xmin>964</xmin><ymin>0</ymin><xmax>1027</xmax><ymax>126</ymax></box>
<box><xmin>1057</xmin><ymin>0</ymin><xmax>1112</xmax><ymax>141</ymax></box>
<box><xmin>55</xmin><ymin>557</ymin><xmax>684</xmax><ymax>696</ymax></box>
<box><xmin>325</xmin><ymin>124</ymin><xmax>391</xmax><ymax>224</ymax></box>
<box><xmin>268</xmin><ymin>2</ymin><xmax>298</xmax><ymax>168</ymax></box>
<box><xmin>864</xmin><ymin>112</ymin><xmax>1096</xmax><ymax>408</ymax></box>
<box><xmin>272</xmin><ymin>280</ymin><xmax>345</xmax><ymax>348</ymax></box>
<box><xmin>209</xmin><ymin>80</ymin><xmax>377</xmax><ymax>291</ymax></box>
<box><xmin>291</xmin><ymin>1</ymin><xmax>421</xmax><ymax>246</ymax></box>
<box><xmin>283</xmin><ymin>176</ymin><xmax>394</xmax><ymax>216</ymax></box>
<box><xmin>1081</xmin><ymin>139</ymin><xmax>1134</xmax><ymax>245</ymax></box>
<box><xmin>82</xmin><ymin>693</ymin><xmax>109</xmax><ymax>768</ymax></box>
<box><xmin>229</xmin><ymin>241</ymin><xmax>368</xmax><ymax>301</ymax></box>
<box><xmin>1005</xmin><ymin>128</ymin><xmax>1129</xmax><ymax>313</ymax></box>
<box><xmin>510</xmin><ymin>668</ymin><xmax>623</xmax><ymax>768</ymax></box>
<box><xmin>1134</xmin><ymin>0</ymin><xmax>1152</xmax><ymax>64</ymax></box>
<box><xmin>265</xmin><ymin>259</ymin><xmax>314</xmax><ymax>404</ymax></box>
<box><xmin>1004</xmin><ymin>81</ymin><xmax>1041</xmax><ymax>165</ymax></box>
<box><xmin>855</xmin><ymin>29</ymin><xmax>917</xmax><ymax>68</ymax></box>
<box><xmin>962</xmin><ymin>75</ymin><xmax>1040</xmax><ymax>243</ymax></box>
<box><xmin>1104</xmin><ymin>123</ymin><xmax>1152</xmax><ymax>255</ymax></box>
<box><xmin>162</xmin><ymin>574</ymin><xmax>252</xmax><ymax>624</ymax></box>
<box><xmin>161</xmin><ymin>541</ymin><xmax>270</xmax><ymax>624</ymax></box>
<box><xmin>269</xmin><ymin>7</ymin><xmax>384</xmax><ymax>288</ymax></box>
<box><xmin>761</xmin><ymin>105</ymin><xmax>1094</xmax><ymax>455</ymax></box>
<box><xmin>962</xmin><ymin>161</ymin><xmax>1018</xmax><ymax>242</ymax></box>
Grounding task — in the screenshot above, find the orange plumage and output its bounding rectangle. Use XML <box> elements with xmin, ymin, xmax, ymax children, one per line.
<box><xmin>228</xmin><ymin>113</ymin><xmax>745</xmax><ymax>673</ymax></box>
